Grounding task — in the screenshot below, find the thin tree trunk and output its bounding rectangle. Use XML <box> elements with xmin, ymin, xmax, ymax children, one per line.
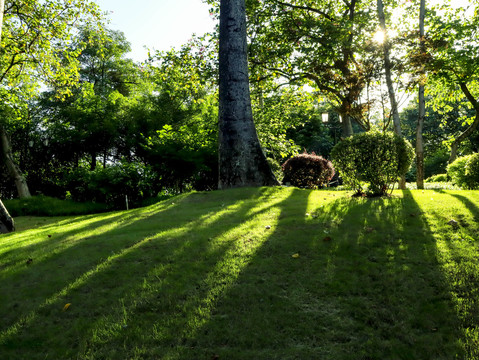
<box><xmin>90</xmin><ymin>151</ymin><xmax>97</xmax><ymax>171</ymax></box>
<box><xmin>448</xmin><ymin>83</ymin><xmax>479</xmax><ymax>163</ymax></box>
<box><xmin>0</xmin><ymin>125</ymin><xmax>31</xmax><ymax>198</ymax></box>
<box><xmin>416</xmin><ymin>0</ymin><xmax>426</xmax><ymax>188</ymax></box>
<box><xmin>377</xmin><ymin>0</ymin><xmax>401</xmax><ymax>136</ymax></box>
<box><xmin>377</xmin><ymin>0</ymin><xmax>406</xmax><ymax>189</ymax></box>
<box><xmin>0</xmin><ymin>197</ymin><xmax>14</xmax><ymax>233</ymax></box>
<box><xmin>218</xmin><ymin>0</ymin><xmax>278</xmax><ymax>188</ymax></box>
<box><xmin>0</xmin><ymin>0</ymin><xmax>15</xmax><ymax>233</ymax></box>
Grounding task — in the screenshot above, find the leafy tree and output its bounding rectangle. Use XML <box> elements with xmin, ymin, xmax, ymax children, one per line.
<box><xmin>243</xmin><ymin>0</ymin><xmax>380</xmax><ymax>137</ymax></box>
<box><xmin>131</xmin><ymin>36</ymin><xmax>218</xmax><ymax>192</ymax></box>
<box><xmin>36</xmin><ymin>26</ymin><xmax>136</xmax><ymax>172</ymax></box>
<box><xmin>0</xmin><ymin>0</ymin><xmax>102</xmax><ymax>231</ymax></box>
<box><xmin>420</xmin><ymin>2</ymin><xmax>479</xmax><ymax>163</ymax></box>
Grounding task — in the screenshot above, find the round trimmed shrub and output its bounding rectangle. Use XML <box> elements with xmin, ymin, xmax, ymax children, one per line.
<box><xmin>447</xmin><ymin>153</ymin><xmax>479</xmax><ymax>189</ymax></box>
<box><xmin>331</xmin><ymin>131</ymin><xmax>414</xmax><ymax>196</ymax></box>
<box><xmin>282</xmin><ymin>153</ymin><xmax>335</xmax><ymax>189</ymax></box>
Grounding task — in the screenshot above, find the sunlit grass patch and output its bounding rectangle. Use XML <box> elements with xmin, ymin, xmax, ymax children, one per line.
<box><xmin>1</xmin><ymin>187</ymin><xmax>478</xmax><ymax>359</ymax></box>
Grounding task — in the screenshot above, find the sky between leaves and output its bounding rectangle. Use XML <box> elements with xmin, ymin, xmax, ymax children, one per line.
<box><xmin>94</xmin><ymin>0</ymin><xmax>472</xmax><ymax>63</ymax></box>
<box><xmin>93</xmin><ymin>0</ymin><xmax>217</xmax><ymax>62</ymax></box>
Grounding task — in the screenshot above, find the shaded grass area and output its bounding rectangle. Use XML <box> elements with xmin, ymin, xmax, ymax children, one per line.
<box><xmin>0</xmin><ymin>187</ymin><xmax>478</xmax><ymax>359</ymax></box>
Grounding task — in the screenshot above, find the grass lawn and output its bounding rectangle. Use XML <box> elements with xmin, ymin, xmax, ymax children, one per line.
<box><xmin>1</xmin><ymin>187</ymin><xmax>478</xmax><ymax>359</ymax></box>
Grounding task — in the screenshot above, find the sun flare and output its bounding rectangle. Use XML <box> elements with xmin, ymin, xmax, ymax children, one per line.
<box><xmin>373</xmin><ymin>30</ymin><xmax>386</xmax><ymax>44</ymax></box>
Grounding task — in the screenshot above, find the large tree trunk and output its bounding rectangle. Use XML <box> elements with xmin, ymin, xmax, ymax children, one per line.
<box><xmin>0</xmin><ymin>125</ymin><xmax>31</xmax><ymax>198</ymax></box>
<box><xmin>448</xmin><ymin>83</ymin><xmax>479</xmax><ymax>164</ymax></box>
<box><xmin>377</xmin><ymin>0</ymin><xmax>406</xmax><ymax>189</ymax></box>
<box><xmin>416</xmin><ymin>0</ymin><xmax>426</xmax><ymax>189</ymax></box>
<box><xmin>218</xmin><ymin>0</ymin><xmax>278</xmax><ymax>188</ymax></box>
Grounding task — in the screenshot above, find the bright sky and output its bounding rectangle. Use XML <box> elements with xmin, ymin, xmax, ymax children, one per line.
<box><xmin>94</xmin><ymin>0</ymin><xmax>217</xmax><ymax>62</ymax></box>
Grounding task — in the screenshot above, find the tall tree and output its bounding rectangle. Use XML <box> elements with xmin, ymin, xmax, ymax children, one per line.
<box><xmin>0</xmin><ymin>0</ymin><xmax>14</xmax><ymax>233</ymax></box>
<box><xmin>416</xmin><ymin>0</ymin><xmax>426</xmax><ymax>189</ymax></box>
<box><xmin>217</xmin><ymin>0</ymin><xmax>278</xmax><ymax>188</ymax></box>
<box><xmin>422</xmin><ymin>1</ymin><xmax>479</xmax><ymax>163</ymax></box>
<box><xmin>377</xmin><ymin>0</ymin><xmax>401</xmax><ymax>136</ymax></box>
<box><xmin>377</xmin><ymin>0</ymin><xmax>406</xmax><ymax>189</ymax></box>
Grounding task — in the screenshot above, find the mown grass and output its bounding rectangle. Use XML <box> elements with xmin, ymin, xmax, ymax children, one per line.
<box><xmin>0</xmin><ymin>187</ymin><xmax>478</xmax><ymax>359</ymax></box>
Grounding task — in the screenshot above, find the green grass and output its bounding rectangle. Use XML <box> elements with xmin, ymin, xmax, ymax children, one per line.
<box><xmin>4</xmin><ymin>195</ymin><xmax>109</xmax><ymax>217</ymax></box>
<box><xmin>1</xmin><ymin>187</ymin><xmax>478</xmax><ymax>359</ymax></box>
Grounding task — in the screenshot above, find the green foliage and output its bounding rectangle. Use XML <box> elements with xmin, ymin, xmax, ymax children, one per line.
<box><xmin>282</xmin><ymin>153</ymin><xmax>335</xmax><ymax>189</ymax></box>
<box><xmin>65</xmin><ymin>161</ymin><xmax>158</xmax><ymax>209</ymax></box>
<box><xmin>425</xmin><ymin>174</ymin><xmax>448</xmax><ymax>183</ymax></box>
<box><xmin>4</xmin><ymin>195</ymin><xmax>108</xmax><ymax>217</ymax></box>
<box><xmin>448</xmin><ymin>154</ymin><xmax>479</xmax><ymax>190</ymax></box>
<box><xmin>331</xmin><ymin>131</ymin><xmax>414</xmax><ymax>195</ymax></box>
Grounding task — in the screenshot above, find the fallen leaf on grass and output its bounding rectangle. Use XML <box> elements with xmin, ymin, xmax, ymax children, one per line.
<box><xmin>26</xmin><ymin>258</ymin><xmax>33</xmax><ymax>265</ymax></box>
<box><xmin>292</xmin><ymin>253</ymin><xmax>300</xmax><ymax>258</ymax></box>
<box><xmin>265</xmin><ymin>225</ymin><xmax>271</xmax><ymax>230</ymax></box>
<box><xmin>323</xmin><ymin>236</ymin><xmax>332</xmax><ymax>242</ymax></box>
<box><xmin>62</xmin><ymin>303</ymin><xmax>71</xmax><ymax>312</ymax></box>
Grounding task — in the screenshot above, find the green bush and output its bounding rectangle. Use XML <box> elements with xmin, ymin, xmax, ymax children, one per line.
<box><xmin>447</xmin><ymin>154</ymin><xmax>479</xmax><ymax>189</ymax></box>
<box><xmin>425</xmin><ymin>173</ymin><xmax>448</xmax><ymax>183</ymax></box>
<box><xmin>65</xmin><ymin>161</ymin><xmax>158</xmax><ymax>209</ymax></box>
<box><xmin>331</xmin><ymin>131</ymin><xmax>414</xmax><ymax>196</ymax></box>
<box><xmin>282</xmin><ymin>152</ymin><xmax>335</xmax><ymax>189</ymax></box>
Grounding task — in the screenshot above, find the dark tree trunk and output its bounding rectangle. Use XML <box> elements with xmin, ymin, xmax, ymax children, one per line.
<box><xmin>0</xmin><ymin>125</ymin><xmax>31</xmax><ymax>198</ymax></box>
<box><xmin>218</xmin><ymin>0</ymin><xmax>278</xmax><ymax>189</ymax></box>
<box><xmin>90</xmin><ymin>152</ymin><xmax>97</xmax><ymax>171</ymax></box>
<box><xmin>0</xmin><ymin>198</ymin><xmax>14</xmax><ymax>233</ymax></box>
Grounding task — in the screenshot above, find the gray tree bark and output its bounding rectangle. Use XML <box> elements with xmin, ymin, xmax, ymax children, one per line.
<box><xmin>218</xmin><ymin>0</ymin><xmax>278</xmax><ymax>188</ymax></box>
<box><xmin>416</xmin><ymin>0</ymin><xmax>426</xmax><ymax>189</ymax></box>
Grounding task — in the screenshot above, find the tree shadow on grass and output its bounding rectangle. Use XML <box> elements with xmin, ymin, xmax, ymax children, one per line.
<box><xmin>171</xmin><ymin>190</ymin><xmax>462</xmax><ymax>360</ymax></box>
<box><xmin>422</xmin><ymin>190</ymin><xmax>479</xmax><ymax>358</ymax></box>
<box><xmin>0</xmin><ymin>188</ymin><xmax>465</xmax><ymax>359</ymax></box>
<box><xmin>0</xmin><ymin>187</ymin><xmax>293</xmax><ymax>359</ymax></box>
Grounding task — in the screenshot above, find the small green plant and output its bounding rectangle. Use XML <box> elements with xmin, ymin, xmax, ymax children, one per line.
<box><xmin>447</xmin><ymin>154</ymin><xmax>479</xmax><ymax>189</ymax></box>
<box><xmin>425</xmin><ymin>173</ymin><xmax>448</xmax><ymax>183</ymax></box>
<box><xmin>282</xmin><ymin>152</ymin><xmax>335</xmax><ymax>189</ymax></box>
<box><xmin>331</xmin><ymin>131</ymin><xmax>414</xmax><ymax>196</ymax></box>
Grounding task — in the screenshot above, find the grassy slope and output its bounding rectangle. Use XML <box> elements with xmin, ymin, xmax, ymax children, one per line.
<box><xmin>0</xmin><ymin>187</ymin><xmax>478</xmax><ymax>360</ymax></box>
